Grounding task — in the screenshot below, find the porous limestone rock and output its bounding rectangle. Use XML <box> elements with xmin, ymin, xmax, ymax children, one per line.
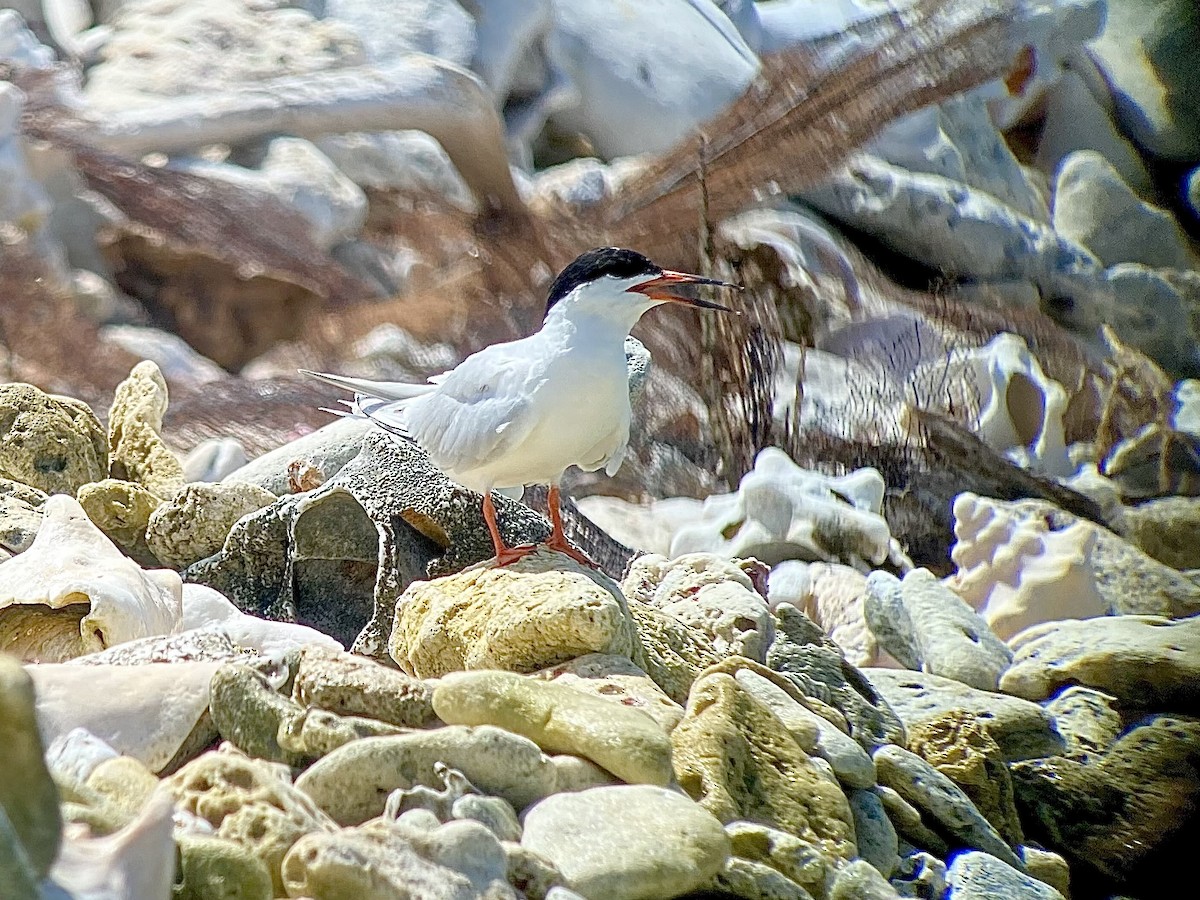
<box><xmin>671</xmin><ymin>672</ymin><xmax>857</xmax><ymax>861</ymax></box>
<box><xmin>390</xmin><ymin>549</ymin><xmax>637</xmax><ymax>677</ymax></box>
<box><xmin>708</xmin><ymin>856</ymin><xmax>815</xmax><ymax>900</ymax></box>
<box><xmin>521</xmin><ymin>785</ymin><xmax>730</xmax><ymax>900</ymax></box>
<box><xmin>725</xmin><ymin>819</ymin><xmax>832</xmax><ymax>897</ymax></box>
<box><xmin>873</xmin><ymin>744</ymin><xmax>1021</xmax><ymax>869</ymax></box>
<box><xmin>1120</xmin><ymin>495</ymin><xmax>1200</xmax><ymax>570</ymax></box>
<box><xmin>175</xmin><ymin>833</ymin><xmax>273</xmax><ymax>900</ymax></box>
<box><xmin>625</xmin><ymin>599</ymin><xmax>721</xmax><ymax>704</ymax></box>
<box><xmin>432</xmin><ymin>670</ymin><xmax>672</xmax><ymax>785</ymax></box>
<box><xmin>668</xmin><ymin>448</ymin><xmax>893</xmax><ymax>567</ymax></box>
<box><xmin>0</xmin><ymin>654</ymin><xmax>61</xmax><ymax>879</ymax></box>
<box><xmin>863</xmin><ymin>668</ymin><xmax>1064</xmax><ymax>762</ymax></box>
<box><xmin>291</xmin><ymin>644</ymin><xmax>437</xmax><ymax>729</ymax></box>
<box><xmin>0</xmin><ymin>478</ymin><xmax>45</xmax><ymax>559</ymax></box>
<box><xmin>281</xmin><ymin>816</ymin><xmax>516</xmax><ymax>900</ymax></box>
<box><xmin>0</xmin><ymin>382</ymin><xmax>107</xmax><ymax>495</ymax></box>
<box><xmin>0</xmin><ymin>495</ymin><xmax>182</xmax><ymax>662</ymax></box>
<box><xmin>864</xmin><ymin>569</ymin><xmax>1011</xmax><ymax>690</ymax></box>
<box><xmin>772</xmin><ymin>560</ymin><xmax>885</xmax><ymax>667</ymax></box>
<box><xmin>1042</xmin><ymin>685</ymin><xmax>1122</xmax><ymax>761</ymax></box>
<box><xmin>1001</xmin><ymin>614</ymin><xmax>1200</xmax><ymax>709</ymax></box>
<box><xmin>830</xmin><ymin>859</ymin><xmax>903</xmax><ymax>899</ymax></box>
<box><xmin>296</xmin><ymin>726</ymin><xmax>559</xmax><ymax>823</ymax></box>
<box><xmin>30</xmin><ymin>661</ymin><xmax>219</xmax><ymax>773</ymax></box>
<box><xmin>76</xmin><ymin>477</ymin><xmax>163</xmax><ymax>566</ymax></box>
<box><xmin>534</xmin><ymin>653</ymin><xmax>683</xmax><ymax>732</ymax></box>
<box><xmin>945</xmin><ymin>851</ymin><xmax>1064</xmax><ymax>900</ymax></box>
<box><xmin>146</xmin><ymin>480</ymin><xmax>276</xmax><ymax>569</ymax></box>
<box><xmin>907</xmin><ymin>710</ymin><xmax>1023</xmax><ymax>846</ymax></box>
<box><xmin>107</xmin><ymin>360</ymin><xmax>186</xmax><ymax>497</ymax></box>
<box><xmin>167</xmin><ymin>746</ymin><xmax>337</xmax><ymax>895</ymax></box>
<box><xmin>1012</xmin><ymin>714</ymin><xmax>1200</xmax><ymax>885</ymax></box>
<box><xmin>622</xmin><ymin>552</ymin><xmax>773</xmax><ymax>662</ymax></box>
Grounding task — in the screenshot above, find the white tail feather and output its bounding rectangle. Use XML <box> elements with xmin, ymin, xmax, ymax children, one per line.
<box><xmin>300</xmin><ymin>369</ymin><xmax>435</xmax><ymax>403</ymax></box>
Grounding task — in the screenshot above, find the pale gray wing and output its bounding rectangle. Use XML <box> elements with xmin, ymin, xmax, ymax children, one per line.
<box><xmin>403</xmin><ymin>344</ymin><xmax>546</xmax><ymax>476</ymax></box>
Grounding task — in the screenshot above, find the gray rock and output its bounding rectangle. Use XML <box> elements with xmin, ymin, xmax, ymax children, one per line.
<box><xmin>890</xmin><ymin>851</ymin><xmax>947</xmax><ymax>899</ymax></box>
<box><xmin>1052</xmin><ymin>150</ymin><xmax>1194</xmax><ymax>270</ymax></box>
<box><xmin>873</xmin><ymin>745</ymin><xmax>1021</xmax><ymax>870</ymax></box>
<box><xmin>768</xmin><ymin>605</ymin><xmax>905</xmax><ymax>749</ymax></box>
<box><xmin>830</xmin><ymin>858</ymin><xmax>902</xmax><ymax>899</ymax></box>
<box><xmin>521</xmin><ymin>785</ymin><xmax>730</xmax><ymax>900</ymax></box>
<box><xmin>848</xmin><ymin>789</ymin><xmax>899</xmax><ymax>878</ymax></box>
<box><xmin>0</xmin><ymin>478</ymin><xmax>45</xmax><ymax>558</ymax></box>
<box><xmin>222</xmin><ymin>416</ymin><xmax>372</xmax><ymax>495</ymax></box>
<box><xmin>1042</xmin><ymin>685</ymin><xmax>1121</xmax><ymax>762</ymax></box>
<box><xmin>291</xmin><ymin>644</ymin><xmax>437</xmax><ymax>729</ymax></box>
<box><xmin>452</xmin><ymin>794</ymin><xmax>521</xmax><ymax>843</ymax></box>
<box><xmin>946</xmin><ymin>850</ymin><xmax>1064</xmax><ymax>900</ymax></box>
<box><xmin>146</xmin><ymin>481</ymin><xmax>276</xmax><ymax>570</ymax></box>
<box><xmin>0</xmin><ymin>383</ymin><xmax>107</xmax><ymax>496</ymax></box>
<box><xmin>863</xmin><ymin>668</ymin><xmax>1064</xmax><ymax>761</ymax></box>
<box><xmin>863</xmin><ymin>569</ymin><xmax>1011</xmax><ymax>691</ymax></box>
<box><xmin>710</xmin><ymin>856</ymin><xmax>815</xmax><ymax>900</ymax></box>
<box><xmin>182</xmin><ymin>437</ymin><xmax>248</xmax><ymax>483</ymax></box>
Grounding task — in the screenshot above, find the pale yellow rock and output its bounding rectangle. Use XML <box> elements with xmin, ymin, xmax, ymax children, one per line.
<box><xmin>389</xmin><ymin>549</ymin><xmax>637</xmax><ymax>678</ymax></box>
<box><xmin>85</xmin><ymin>756</ymin><xmax>160</xmax><ymax>823</ymax></box>
<box><xmin>146</xmin><ymin>481</ymin><xmax>276</xmax><ymax>569</ymax></box>
<box><xmin>433</xmin><ymin>670</ymin><xmax>673</xmax><ymax>786</ymax></box>
<box><xmin>77</xmin><ymin>478</ymin><xmax>163</xmax><ymax>566</ymax></box>
<box><xmin>108</xmin><ymin>361</ymin><xmax>185</xmax><ymax>497</ymax></box>
<box><xmin>534</xmin><ymin>652</ymin><xmax>684</xmax><ymax>732</ymax></box>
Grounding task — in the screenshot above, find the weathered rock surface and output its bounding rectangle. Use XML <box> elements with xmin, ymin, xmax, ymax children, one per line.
<box><xmin>0</xmin><ymin>383</ymin><xmax>107</xmax><ymax>495</ymax></box>
<box><xmin>107</xmin><ymin>360</ymin><xmax>186</xmax><ymax>497</ymax></box>
<box><xmin>146</xmin><ymin>481</ymin><xmax>276</xmax><ymax>569</ymax></box>
<box><xmin>291</xmin><ymin>644</ymin><xmax>437</xmax><ymax>728</ymax></box>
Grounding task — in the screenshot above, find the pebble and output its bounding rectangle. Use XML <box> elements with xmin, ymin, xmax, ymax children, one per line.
<box><xmin>829</xmin><ymin>858</ymin><xmax>903</xmax><ymax>899</ymax></box>
<box><xmin>521</xmin><ymin>785</ymin><xmax>730</xmax><ymax>900</ymax></box>
<box><xmin>291</xmin><ymin>644</ymin><xmax>437</xmax><ymax>729</ymax></box>
<box><xmin>534</xmin><ymin>652</ymin><xmax>684</xmax><ymax>732</ymax></box>
<box><xmin>432</xmin><ymin>669</ymin><xmax>672</xmax><ymax>785</ymax></box>
<box><xmin>847</xmin><ymin>789</ymin><xmax>899</xmax><ymax>879</ymax></box>
<box><xmin>0</xmin><ymin>383</ymin><xmax>106</xmax><ymax>495</ymax></box>
<box><xmin>725</xmin><ymin>820</ymin><xmax>831</xmax><ymax>897</ymax></box>
<box><xmin>945</xmin><ymin>850</ymin><xmax>1065</xmax><ymax>900</ymax></box>
<box><xmin>145</xmin><ymin>481</ymin><xmax>276</xmax><ymax>570</ymax></box>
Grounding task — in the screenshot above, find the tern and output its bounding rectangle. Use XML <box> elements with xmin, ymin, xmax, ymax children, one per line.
<box><xmin>303</xmin><ymin>247</ymin><xmax>739</xmax><ymax>567</ymax></box>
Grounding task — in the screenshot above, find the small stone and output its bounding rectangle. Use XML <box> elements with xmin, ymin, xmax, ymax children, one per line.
<box><xmin>725</xmin><ymin>820</ymin><xmax>831</xmax><ymax>897</ymax></box>
<box><xmin>1042</xmin><ymin>685</ymin><xmax>1122</xmax><ymax>762</ymax></box>
<box><xmin>710</xmin><ymin>856</ymin><xmax>816</xmax><ymax>900</ymax></box>
<box><xmin>291</xmin><ymin>644</ymin><xmax>437</xmax><ymax>729</ymax></box>
<box><xmin>1121</xmin><ymin>495</ymin><xmax>1200</xmax><ymax>570</ymax></box>
<box><xmin>84</xmin><ymin>756</ymin><xmax>159</xmax><ymax>823</ymax></box>
<box><xmin>626</xmin><ymin>599</ymin><xmax>721</xmax><ymax>704</ymax></box>
<box><xmin>166</xmin><ymin>747</ymin><xmax>336</xmax><ymax>896</ymax></box>
<box><xmin>175</xmin><ymin>833</ymin><xmax>273</xmax><ymax>900</ymax></box>
<box><xmin>848</xmin><ymin>789</ymin><xmax>899</xmax><ymax>878</ymax></box>
<box><xmin>389</xmin><ymin>549</ymin><xmax>637</xmax><ymax>677</ymax></box>
<box><xmin>1000</xmin><ymin>614</ymin><xmax>1200</xmax><ymax>710</ymax></box>
<box><xmin>107</xmin><ymin>360</ymin><xmax>186</xmax><ymax>497</ymax></box>
<box><xmin>534</xmin><ymin>653</ymin><xmax>684</xmax><ymax>732</ymax></box>
<box><xmin>864</xmin><ymin>569</ymin><xmax>1011</xmax><ymax>691</ymax></box>
<box><xmin>0</xmin><ymin>654</ymin><xmax>61</xmax><ymax>877</ymax></box>
<box><xmin>452</xmin><ymin>794</ymin><xmax>521</xmax><ymax>843</ymax></box>
<box><xmin>296</xmin><ymin>726</ymin><xmax>559</xmax><ymax>823</ymax></box>
<box><xmin>873</xmin><ymin>745</ymin><xmax>1021</xmax><ymax>869</ymax></box>
<box><xmin>521</xmin><ymin>785</ymin><xmax>730</xmax><ymax>900</ymax></box>
<box><xmin>1018</xmin><ymin>846</ymin><xmax>1071</xmax><ymax>898</ymax></box>
<box><xmin>946</xmin><ymin>850</ymin><xmax>1064</xmax><ymax>900</ymax></box>
<box><xmin>891</xmin><ymin>850</ymin><xmax>947</xmax><ymax>899</ymax></box>
<box><xmin>907</xmin><ymin>711</ymin><xmax>1023</xmax><ymax>846</ymax></box>
<box><xmin>433</xmin><ymin>670</ymin><xmax>672</xmax><ymax>785</ymax></box>
<box><xmin>830</xmin><ymin>858</ymin><xmax>903</xmax><ymax>899</ymax></box>
<box><xmin>76</xmin><ymin>478</ymin><xmax>163</xmax><ymax>565</ymax></box>
<box><xmin>671</xmin><ymin>672</ymin><xmax>857</xmax><ymax>861</ymax></box>
<box><xmin>0</xmin><ymin>478</ymin><xmax>45</xmax><ymax>557</ymax></box>
<box><xmin>864</xmin><ymin>668</ymin><xmax>1064</xmax><ymax>761</ymax></box>
<box><xmin>146</xmin><ymin>481</ymin><xmax>276</xmax><ymax>569</ymax></box>
<box><xmin>504</xmin><ymin>841</ymin><xmax>565</xmax><ymax>899</ymax></box>
<box><xmin>0</xmin><ymin>383</ymin><xmax>107</xmax><ymax>494</ymax></box>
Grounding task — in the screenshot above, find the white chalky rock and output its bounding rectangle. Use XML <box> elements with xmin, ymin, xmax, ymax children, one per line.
<box><xmin>864</xmin><ymin>569</ymin><xmax>1012</xmax><ymax>691</ymax></box>
<box><xmin>0</xmin><ymin>495</ymin><xmax>183</xmax><ymax>662</ymax></box>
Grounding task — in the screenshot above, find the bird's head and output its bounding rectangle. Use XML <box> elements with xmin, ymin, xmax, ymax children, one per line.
<box><xmin>543</xmin><ymin>247</ymin><xmax>740</xmax><ymax>325</ymax></box>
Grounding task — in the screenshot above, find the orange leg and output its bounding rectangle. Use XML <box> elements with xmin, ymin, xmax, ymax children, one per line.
<box><xmin>544</xmin><ymin>484</ymin><xmax>598</xmax><ymax>568</ymax></box>
<box><xmin>482</xmin><ymin>491</ymin><xmax>537</xmax><ymax>566</ymax></box>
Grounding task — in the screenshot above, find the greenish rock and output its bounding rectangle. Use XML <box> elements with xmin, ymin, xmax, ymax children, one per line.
<box><xmin>874</xmin><ymin>785</ymin><xmax>949</xmax><ymax>859</ymax></box>
<box><xmin>1012</xmin><ymin>714</ymin><xmax>1200</xmax><ymax>886</ymax></box>
<box><xmin>768</xmin><ymin>604</ymin><xmax>905</xmax><ymax>749</ymax></box>
<box><xmin>390</xmin><ymin>549</ymin><xmax>636</xmax><ymax>678</ymax></box>
<box><xmin>521</xmin><ymin>785</ymin><xmax>730</xmax><ymax>900</ymax></box>
<box><xmin>709</xmin><ymin>856</ymin><xmax>815</xmax><ymax>900</ymax></box>
<box><xmin>175</xmin><ymin>833</ymin><xmax>273</xmax><ymax>900</ymax></box>
<box><xmin>76</xmin><ymin>477</ymin><xmax>163</xmax><ymax>565</ymax></box>
<box><xmin>907</xmin><ymin>710</ymin><xmax>1023</xmax><ymax>847</ymax></box>
<box><xmin>503</xmin><ymin>841</ymin><xmax>564</xmax><ymax>899</ymax></box>
<box><xmin>831</xmin><ymin>858</ymin><xmax>903</xmax><ymax>899</ymax></box>
<box><xmin>0</xmin><ymin>806</ymin><xmax>39</xmax><ymax>899</ymax></box>
<box><xmin>0</xmin><ymin>478</ymin><xmax>45</xmax><ymax>557</ymax></box>
<box><xmin>1042</xmin><ymin>685</ymin><xmax>1122</xmax><ymax>762</ymax></box>
<box><xmin>0</xmin><ymin>383</ymin><xmax>107</xmax><ymax>495</ymax></box>
<box><xmin>433</xmin><ymin>670</ymin><xmax>672</xmax><ymax>785</ymax></box>
<box><xmin>107</xmin><ymin>360</ymin><xmax>185</xmax><ymax>497</ymax></box>
<box><xmin>1121</xmin><ymin>495</ymin><xmax>1200</xmax><ymax>570</ymax></box>
<box><xmin>146</xmin><ymin>481</ymin><xmax>275</xmax><ymax>570</ymax></box>
<box><xmin>873</xmin><ymin>744</ymin><xmax>1021</xmax><ymax>869</ymax></box>
<box><xmin>536</xmin><ymin>652</ymin><xmax>684</xmax><ymax>733</ymax></box>
<box><xmin>166</xmin><ymin>747</ymin><xmax>336</xmax><ymax>895</ymax></box>
<box><xmin>626</xmin><ymin>599</ymin><xmax>721</xmax><ymax>704</ymax></box>
<box><xmin>1090</xmin><ymin>0</ymin><xmax>1200</xmax><ymax>160</ymax></box>
<box><xmin>725</xmin><ymin>820</ymin><xmax>831</xmax><ymax>897</ymax></box>
<box><xmin>296</xmin><ymin>726</ymin><xmax>559</xmax><ymax>824</ymax></box>
<box><xmin>453</xmin><ymin>794</ymin><xmax>521</xmax><ymax>843</ymax></box>
<box><xmin>946</xmin><ymin>850</ymin><xmax>1064</xmax><ymax>900</ymax></box>
<box><xmin>671</xmin><ymin>672</ymin><xmax>857</xmax><ymax>862</ymax></box>
<box><xmin>209</xmin><ymin>662</ymin><xmax>402</xmax><ymax>766</ymax></box>
<box><xmin>84</xmin><ymin>755</ymin><xmax>159</xmax><ymax>824</ymax></box>
<box><xmin>0</xmin><ymin>653</ymin><xmax>61</xmax><ymax>877</ymax></box>
<box><xmin>1018</xmin><ymin>846</ymin><xmax>1072</xmax><ymax>899</ymax></box>
<box><xmin>291</xmin><ymin>643</ymin><xmax>437</xmax><ymax>728</ymax></box>
<box><xmin>847</xmin><ymin>789</ymin><xmax>899</xmax><ymax>879</ymax></box>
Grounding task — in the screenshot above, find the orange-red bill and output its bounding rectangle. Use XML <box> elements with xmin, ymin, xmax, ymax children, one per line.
<box><xmin>627</xmin><ymin>270</ymin><xmax>741</xmax><ymax>311</ymax></box>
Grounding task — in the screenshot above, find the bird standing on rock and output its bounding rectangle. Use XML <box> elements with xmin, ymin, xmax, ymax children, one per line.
<box><xmin>304</xmin><ymin>247</ymin><xmax>740</xmax><ymax>567</ymax></box>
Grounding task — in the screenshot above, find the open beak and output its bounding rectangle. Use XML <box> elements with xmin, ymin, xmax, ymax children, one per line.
<box><xmin>628</xmin><ymin>270</ymin><xmax>741</xmax><ymax>311</ymax></box>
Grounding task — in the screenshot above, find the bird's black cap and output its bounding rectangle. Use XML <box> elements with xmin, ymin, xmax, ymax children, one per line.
<box><xmin>544</xmin><ymin>247</ymin><xmax>661</xmax><ymax>317</ymax></box>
